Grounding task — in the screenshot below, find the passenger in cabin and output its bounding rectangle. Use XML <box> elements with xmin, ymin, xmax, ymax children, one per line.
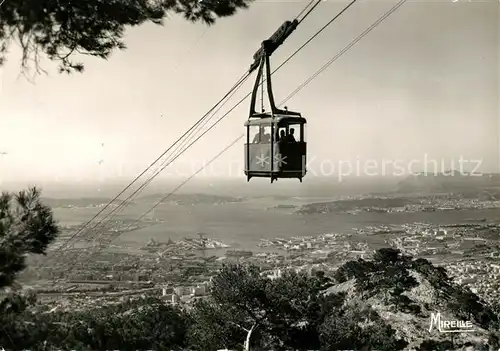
<box><xmin>277</xmin><ymin>130</ymin><xmax>287</xmax><ymax>171</ymax></box>
<box><xmin>253</xmin><ymin>128</ymin><xmax>264</xmax><ymax>143</ymax></box>
<box><xmin>276</xmin><ymin>130</ymin><xmax>284</xmax><ymax>150</ymax></box>
<box><xmin>262</xmin><ymin>132</ymin><xmax>271</xmax><ymax>143</ymax></box>
<box><xmin>287</xmin><ymin>128</ymin><xmax>297</xmax><ymax>142</ymax></box>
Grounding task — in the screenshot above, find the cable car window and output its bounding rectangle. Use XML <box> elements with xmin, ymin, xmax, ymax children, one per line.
<box><xmin>286</xmin><ymin>123</ymin><xmax>301</xmax><ymax>143</ymax></box>
<box><xmin>276</xmin><ymin>127</ymin><xmax>286</xmax><ymax>142</ymax></box>
<box><xmin>249</xmin><ymin>125</ymin><xmax>261</xmax><ymax>143</ymax></box>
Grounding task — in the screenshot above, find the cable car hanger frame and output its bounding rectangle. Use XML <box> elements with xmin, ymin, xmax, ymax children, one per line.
<box><xmin>244</xmin><ymin>20</ymin><xmax>307</xmax><ymax>183</ymax></box>
<box><xmin>248</xmin><ymin>20</ymin><xmax>302</xmax><ymax>119</ymax></box>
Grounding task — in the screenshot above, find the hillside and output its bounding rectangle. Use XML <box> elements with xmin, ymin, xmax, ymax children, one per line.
<box><xmin>136</xmin><ymin>192</ymin><xmax>244</xmax><ymax>205</ymax></box>
<box><xmin>295</xmin><ymin>190</ymin><xmax>500</xmax><ymax>215</ymax></box>
<box><xmin>40</xmin><ymin>197</ymin><xmax>125</xmax><ymax>208</ymax></box>
<box><xmin>296</xmin><ymin>196</ymin><xmax>422</xmax><ymax>214</ymax></box>
<box><xmin>39</xmin><ymin>192</ymin><xmax>245</xmax><ymax>209</ymax></box>
<box><xmin>331</xmin><ymin>249</ymin><xmax>499</xmax><ymax>349</ymax></box>
<box><xmin>397</xmin><ymin>172</ymin><xmax>500</xmax><ymax>193</ymax></box>
<box><xmin>2</xmin><ymin>248</ymin><xmax>500</xmax><ymax>350</ymax></box>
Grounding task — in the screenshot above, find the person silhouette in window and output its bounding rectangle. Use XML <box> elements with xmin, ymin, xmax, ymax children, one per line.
<box><xmin>262</xmin><ymin>130</ymin><xmax>271</xmax><ymax>143</ymax></box>
<box><xmin>287</xmin><ymin>128</ymin><xmax>297</xmax><ymax>143</ymax></box>
<box><xmin>253</xmin><ymin>128</ymin><xmax>264</xmax><ymax>143</ymax></box>
<box><xmin>277</xmin><ymin>130</ymin><xmax>285</xmax><ymax>142</ymax></box>
<box><xmin>277</xmin><ymin>130</ymin><xmax>288</xmax><ymax>171</ymax></box>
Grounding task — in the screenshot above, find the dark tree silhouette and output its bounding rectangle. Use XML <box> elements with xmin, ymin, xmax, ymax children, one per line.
<box><xmin>373</xmin><ymin>247</ymin><xmax>408</xmax><ymax>266</ymax></box>
<box><xmin>0</xmin><ymin>187</ymin><xmax>59</xmax><ymax>289</ymax></box>
<box><xmin>1</xmin><ymin>296</ymin><xmax>191</xmax><ymax>350</ymax></box>
<box><xmin>0</xmin><ymin>187</ymin><xmax>59</xmax><ymax>348</ymax></box>
<box><xmin>191</xmin><ymin>264</ymin><xmax>338</xmax><ymax>350</ymax></box>
<box><xmin>334</xmin><ymin>258</ymin><xmax>372</xmax><ymax>283</ymax></box>
<box><xmin>2</xmin><ymin>246</ymin><xmax>499</xmax><ymax>350</ymax></box>
<box><xmin>188</xmin><ymin>299</ymin><xmax>247</xmax><ymax>351</ymax></box>
<box><xmin>0</xmin><ymin>0</ymin><xmax>254</xmax><ymax>74</ymax></box>
<box><xmin>417</xmin><ymin>339</ymin><xmax>454</xmax><ymax>351</ymax></box>
<box><xmin>319</xmin><ymin>300</ymin><xmax>407</xmax><ymax>351</ymax></box>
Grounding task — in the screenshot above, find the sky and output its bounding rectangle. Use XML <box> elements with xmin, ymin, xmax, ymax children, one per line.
<box><xmin>0</xmin><ymin>0</ymin><xmax>499</xmax><ymax>184</ymax></box>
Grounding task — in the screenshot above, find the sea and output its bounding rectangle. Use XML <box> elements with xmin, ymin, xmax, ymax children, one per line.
<box><xmin>52</xmin><ymin>197</ymin><xmax>500</xmax><ymax>252</ymax></box>
<box><xmin>7</xmin><ymin>176</ymin><xmax>498</xmax><ymax>253</ymax></box>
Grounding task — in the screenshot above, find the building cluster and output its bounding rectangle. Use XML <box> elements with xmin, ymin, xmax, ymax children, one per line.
<box><xmin>33</xmin><ymin>247</ymin><xmax>218</xmax><ymax>287</ymax></box>
<box><xmin>258</xmin><ymin>233</ymin><xmax>361</xmax><ymax>252</ymax></box>
<box><xmin>261</xmin><ymin>262</ymin><xmax>337</xmax><ymax>280</ymax></box>
<box><xmin>160</xmin><ymin>282</ymin><xmax>210</xmax><ymax>306</ymax></box>
<box><xmin>34</xmin><ymin>283</ymin><xmax>212</xmax><ymax>312</ymax></box>
<box><xmin>296</xmin><ymin>196</ymin><xmax>500</xmax><ymax>215</ymax></box>
<box><xmin>386</xmin><ymin>223</ymin><xmax>500</xmax><ymax>258</ymax></box>
<box><xmin>445</xmin><ymin>260</ymin><xmax>500</xmax><ymax>304</ymax></box>
<box><xmin>26</xmin><ymin>216</ymin><xmax>500</xmax><ymax>314</ymax></box>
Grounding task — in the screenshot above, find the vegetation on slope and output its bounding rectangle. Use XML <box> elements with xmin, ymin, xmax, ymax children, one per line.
<box><xmin>0</xmin><ymin>187</ymin><xmax>59</xmax><ymax>289</ymax></box>
<box><xmin>334</xmin><ymin>248</ymin><xmax>500</xmax><ymax>349</ymax></box>
<box><xmin>1</xmin><ymin>188</ymin><xmax>500</xmax><ymax>350</ymax></box>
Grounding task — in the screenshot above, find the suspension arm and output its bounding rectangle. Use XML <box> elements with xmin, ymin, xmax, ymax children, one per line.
<box><xmin>249</xmin><ymin>20</ymin><xmax>299</xmax><ymax>73</ymax></box>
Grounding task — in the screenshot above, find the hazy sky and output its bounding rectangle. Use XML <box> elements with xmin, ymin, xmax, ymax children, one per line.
<box><xmin>0</xmin><ymin>0</ymin><xmax>498</xmax><ymax>183</ymax></box>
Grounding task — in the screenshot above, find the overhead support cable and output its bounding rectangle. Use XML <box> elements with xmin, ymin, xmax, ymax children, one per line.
<box><xmin>44</xmin><ymin>0</ymin><xmax>327</xmax><ymax>266</ymax></box>
<box><xmin>79</xmin><ymin>0</ymin><xmax>407</xmax><ymax>264</ymax></box>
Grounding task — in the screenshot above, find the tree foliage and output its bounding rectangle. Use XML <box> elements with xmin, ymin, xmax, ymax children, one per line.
<box><xmin>1</xmin><ymin>296</ymin><xmax>190</xmax><ymax>351</ymax></box>
<box><xmin>0</xmin><ymin>187</ymin><xmax>59</xmax><ymax>289</ymax></box>
<box><xmin>336</xmin><ymin>248</ymin><xmax>500</xmax><ymax>334</ymax></box>
<box><xmin>0</xmin><ymin>0</ymin><xmax>254</xmax><ymax>74</ymax></box>
<box><xmin>0</xmin><ymin>187</ymin><xmax>59</xmax><ymax>349</ymax></box>
<box><xmin>319</xmin><ymin>304</ymin><xmax>407</xmax><ymax>351</ymax></box>
<box><xmin>335</xmin><ymin>248</ymin><xmax>418</xmax><ymax>305</ymax></box>
<box><xmin>188</xmin><ymin>263</ymin><xmax>407</xmax><ymax>351</ymax></box>
<box><xmin>417</xmin><ymin>339</ymin><xmax>454</xmax><ymax>351</ymax></box>
<box><xmin>188</xmin><ymin>299</ymin><xmax>247</xmax><ymax>350</ymax></box>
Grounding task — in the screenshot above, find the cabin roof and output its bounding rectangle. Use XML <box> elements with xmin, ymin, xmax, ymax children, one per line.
<box><xmin>244</xmin><ymin>115</ymin><xmax>307</xmax><ymax>126</ymax></box>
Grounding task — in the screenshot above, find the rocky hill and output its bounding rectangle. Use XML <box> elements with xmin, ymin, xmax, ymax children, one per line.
<box><xmin>136</xmin><ymin>192</ymin><xmax>243</xmax><ymax>205</ymax></box>
<box><xmin>2</xmin><ymin>248</ymin><xmax>500</xmax><ymax>350</ymax></box>
<box><xmin>330</xmin><ymin>248</ymin><xmax>499</xmax><ymax>350</ymax></box>
<box><xmin>295</xmin><ymin>196</ymin><xmax>421</xmax><ymax>214</ymax></box>
<box><xmin>40</xmin><ymin>197</ymin><xmax>125</xmax><ymax>208</ymax></box>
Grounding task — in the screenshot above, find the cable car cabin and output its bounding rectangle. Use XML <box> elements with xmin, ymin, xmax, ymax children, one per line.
<box><xmin>244</xmin><ymin>116</ymin><xmax>307</xmax><ymax>182</ymax></box>
<box><xmin>244</xmin><ymin>28</ymin><xmax>307</xmax><ymax>183</ymax></box>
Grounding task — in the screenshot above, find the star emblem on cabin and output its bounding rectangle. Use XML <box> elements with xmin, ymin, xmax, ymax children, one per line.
<box><xmin>274</xmin><ymin>154</ymin><xmax>287</xmax><ymax>167</ymax></box>
<box><xmin>256</xmin><ymin>153</ymin><xmax>269</xmax><ymax>167</ymax></box>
